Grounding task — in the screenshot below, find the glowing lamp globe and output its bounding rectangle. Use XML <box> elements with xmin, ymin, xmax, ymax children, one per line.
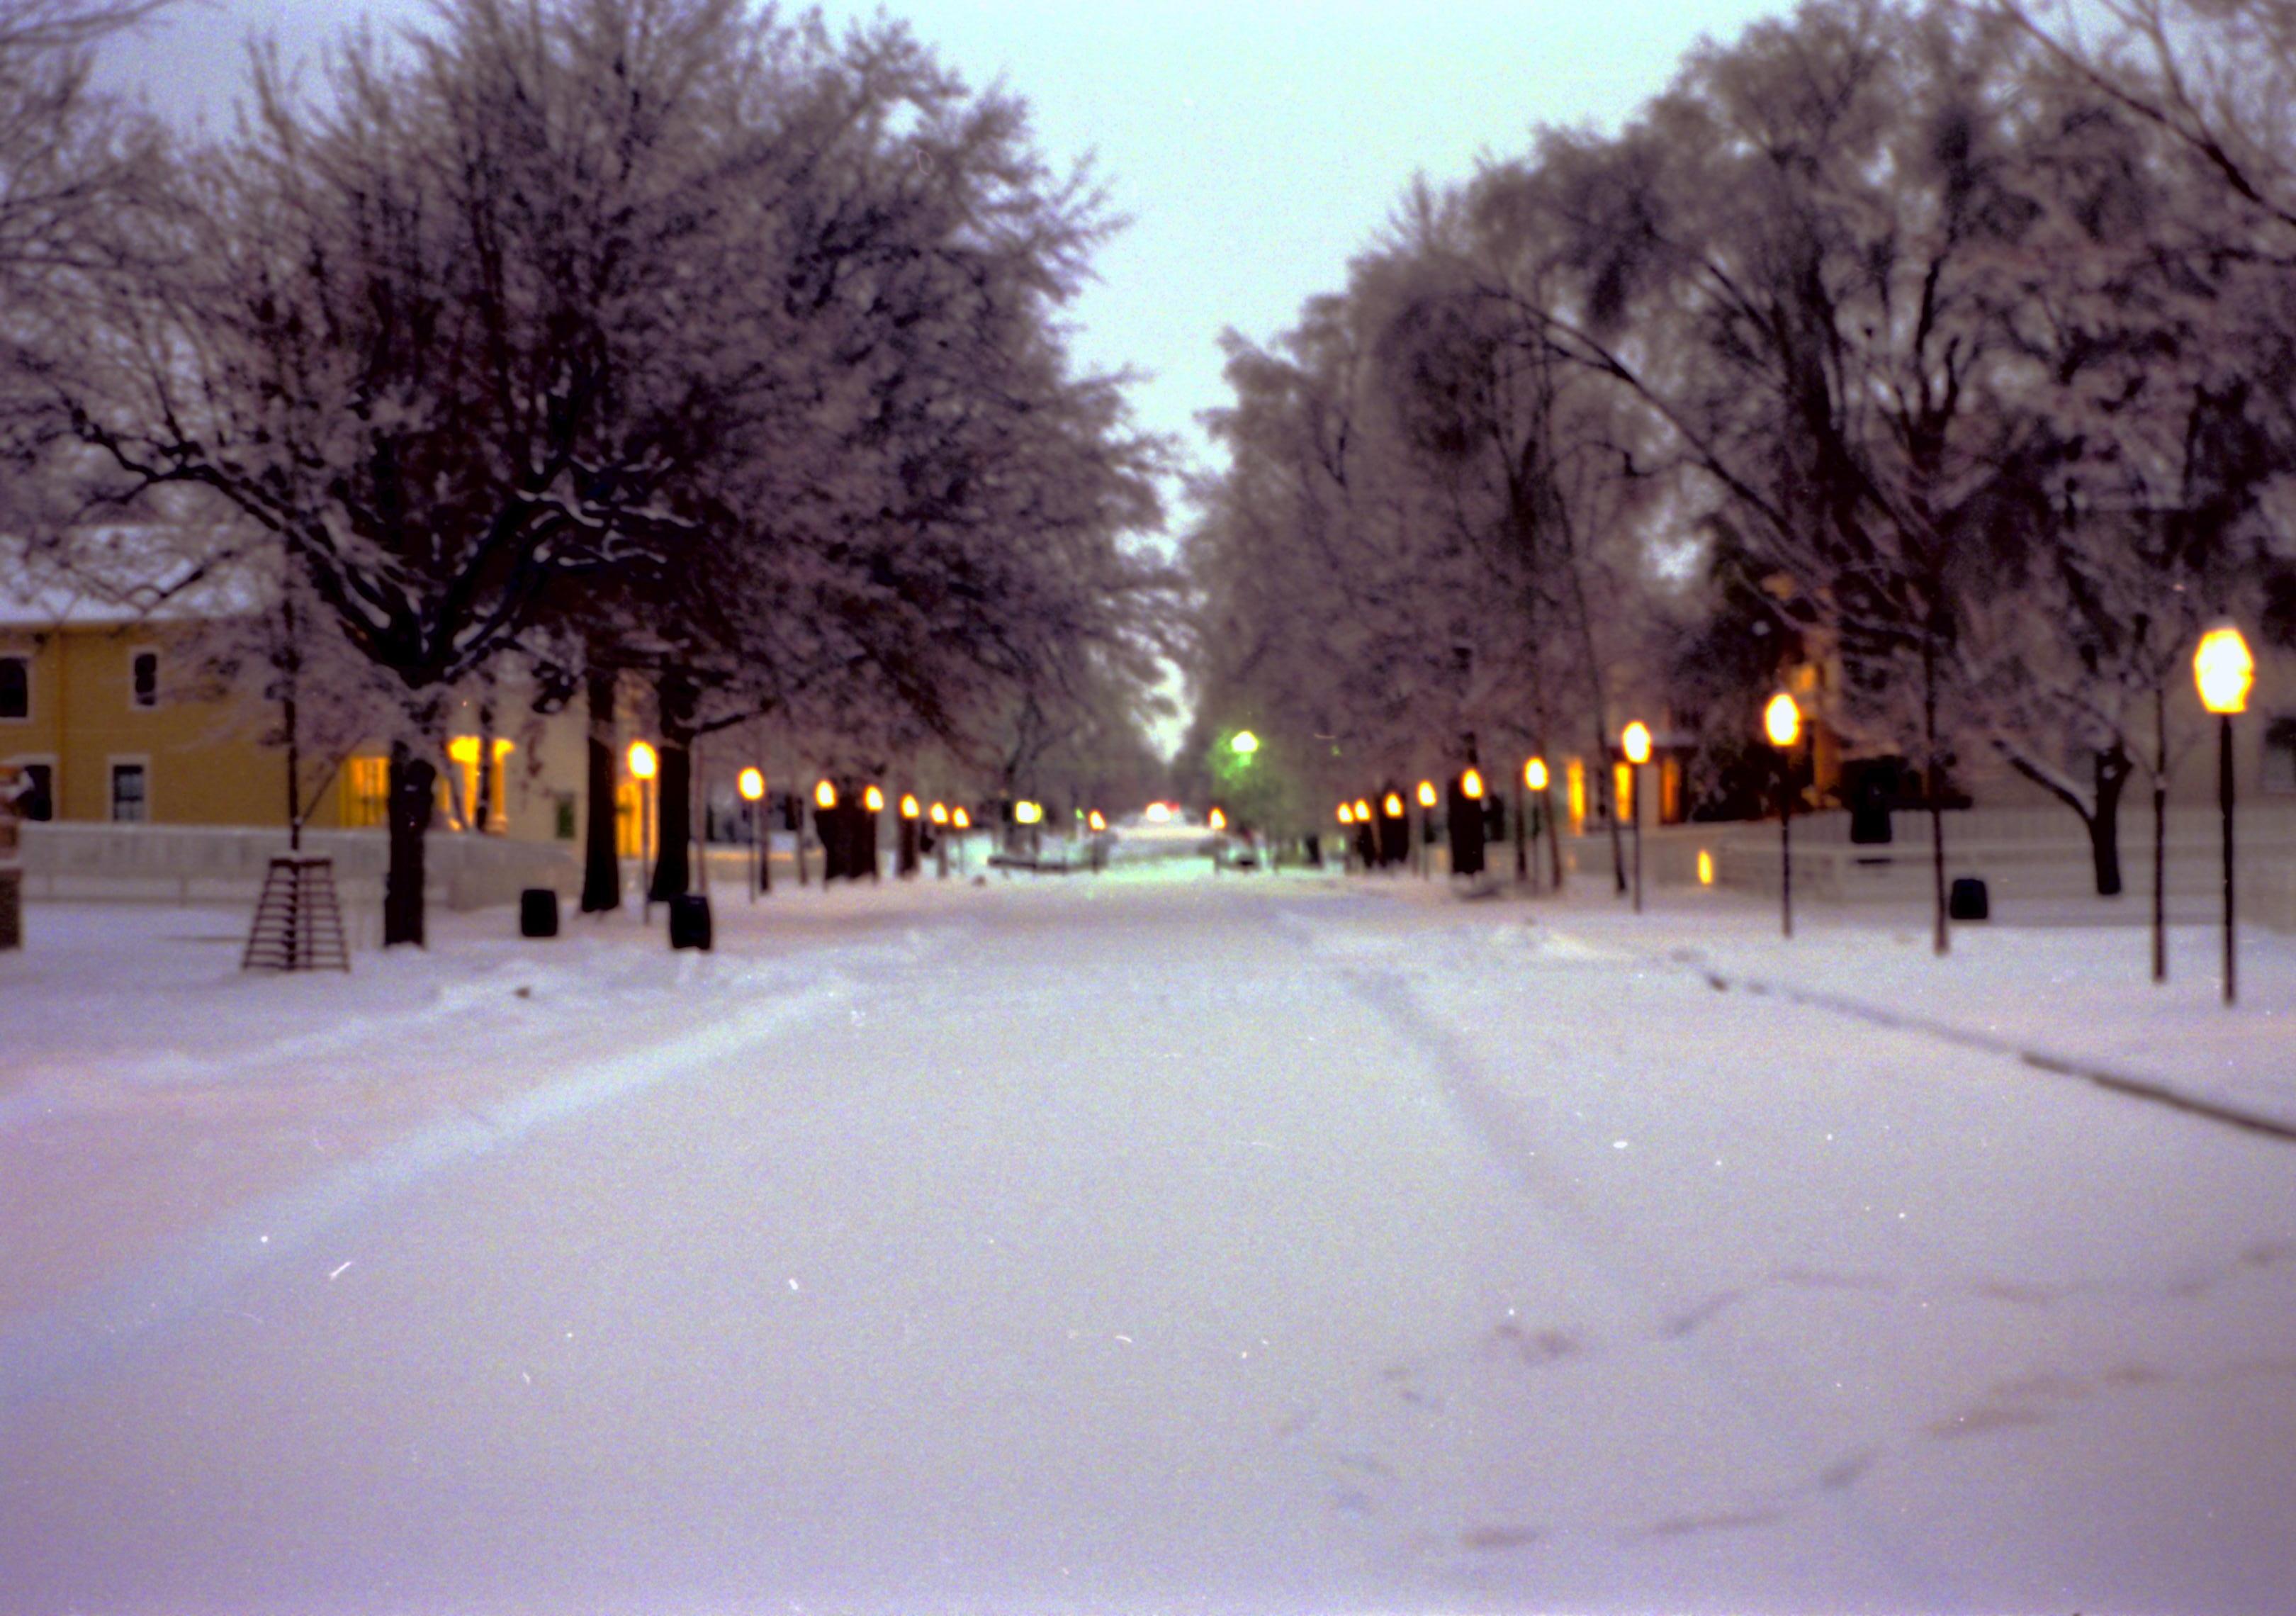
<box><xmin>1208</xmin><ymin>807</ymin><xmax>1227</xmax><ymax>831</ymax></box>
<box><xmin>1336</xmin><ymin>803</ymin><xmax>1354</xmax><ymax>826</ymax></box>
<box><xmin>1088</xmin><ymin>809</ymin><xmax>1107</xmax><ymax>832</ymax></box>
<box><xmin>1015</xmin><ymin>799</ymin><xmax>1042</xmax><ymax>826</ymax></box>
<box><xmin>1764</xmin><ymin>692</ymin><xmax>1802</xmax><ymax>748</ymax></box>
<box><xmin>814</xmin><ymin>779</ymin><xmax>837</xmax><ymax>809</ymax></box>
<box><xmin>737</xmin><ymin>767</ymin><xmax>765</xmax><ymax>802</ymax></box>
<box><xmin>1230</xmin><ymin>730</ymin><xmax>1260</xmax><ymax>757</ymax></box>
<box><xmin>1621</xmin><ymin>722</ymin><xmax>1652</xmax><ymax>765</ymax></box>
<box><xmin>1525</xmin><ymin>758</ymin><xmax>1548</xmax><ymax>792</ymax></box>
<box><xmin>1415</xmin><ymin>780</ymin><xmax>1437</xmax><ymax>809</ymax></box>
<box><xmin>930</xmin><ymin>802</ymin><xmax>948</xmax><ymax>825</ymax></box>
<box><xmin>2195</xmin><ymin>625</ymin><xmax>2254</xmax><ymax>715</ymax></box>
<box><xmin>1381</xmin><ymin>792</ymin><xmax>1403</xmax><ymax>819</ymax></box>
<box><xmin>952</xmin><ymin>807</ymin><xmax>971</xmax><ymax>830</ymax></box>
<box><xmin>626</xmin><ymin>740</ymin><xmax>658</xmax><ymax>781</ymax></box>
<box><xmin>863</xmin><ymin>785</ymin><xmax>885</xmax><ymax>813</ymax></box>
<box><xmin>1461</xmin><ymin>767</ymin><xmax>1485</xmax><ymax>800</ymax></box>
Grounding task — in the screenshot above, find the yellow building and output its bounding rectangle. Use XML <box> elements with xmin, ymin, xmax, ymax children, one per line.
<box><xmin>0</xmin><ymin>598</ymin><xmax>612</xmax><ymax>848</ymax></box>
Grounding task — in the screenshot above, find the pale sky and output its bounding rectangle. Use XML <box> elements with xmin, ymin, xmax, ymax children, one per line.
<box><xmin>98</xmin><ymin>0</ymin><xmax>1796</xmax><ymax>510</ymax></box>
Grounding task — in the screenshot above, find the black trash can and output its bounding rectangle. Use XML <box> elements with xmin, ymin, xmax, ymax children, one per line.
<box><xmin>519</xmin><ymin>887</ymin><xmax>560</xmax><ymax>938</ymax></box>
<box><xmin>669</xmin><ymin>893</ymin><xmax>713</xmax><ymax>951</ymax></box>
<box><xmin>1948</xmin><ymin>876</ymin><xmax>1989</xmax><ymax>921</ymax></box>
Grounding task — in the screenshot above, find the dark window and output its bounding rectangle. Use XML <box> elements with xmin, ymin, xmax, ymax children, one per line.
<box><xmin>14</xmin><ymin>762</ymin><xmax>52</xmax><ymax>821</ymax></box>
<box><xmin>0</xmin><ymin>656</ymin><xmax>26</xmax><ymax>720</ymax></box>
<box><xmin>111</xmin><ymin>763</ymin><xmax>147</xmax><ymax>823</ymax></box>
<box><xmin>130</xmin><ymin>651</ymin><xmax>159</xmax><ymax>708</ymax></box>
<box><xmin>553</xmin><ymin>792</ymin><xmax>578</xmax><ymax>840</ymax></box>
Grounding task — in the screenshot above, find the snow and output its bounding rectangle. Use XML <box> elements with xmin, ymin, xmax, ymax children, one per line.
<box><xmin>3</xmin><ymin>864</ymin><xmax>2293</xmax><ymax>1614</ymax></box>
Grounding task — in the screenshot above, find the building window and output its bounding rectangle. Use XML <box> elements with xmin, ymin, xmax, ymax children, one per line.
<box><xmin>343</xmin><ymin>756</ymin><xmax>389</xmax><ymax>829</ymax></box>
<box><xmin>2263</xmin><ymin>717</ymin><xmax>2296</xmax><ymax>795</ymax></box>
<box><xmin>7</xmin><ymin>760</ymin><xmax>52</xmax><ymax>821</ymax></box>
<box><xmin>129</xmin><ymin>649</ymin><xmax>159</xmax><ymax>709</ymax></box>
<box><xmin>110</xmin><ymin>761</ymin><xmax>147</xmax><ymax>823</ymax></box>
<box><xmin>0</xmin><ymin>656</ymin><xmax>26</xmax><ymax>721</ymax></box>
<box><xmin>553</xmin><ymin>791</ymin><xmax>578</xmax><ymax>840</ymax></box>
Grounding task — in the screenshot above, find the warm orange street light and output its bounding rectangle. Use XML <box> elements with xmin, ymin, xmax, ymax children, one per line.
<box><xmin>1415</xmin><ymin>780</ymin><xmax>1437</xmax><ymax>808</ymax></box>
<box><xmin>1088</xmin><ymin>809</ymin><xmax>1106</xmax><ymax>832</ymax></box>
<box><xmin>1336</xmin><ymin>803</ymin><xmax>1354</xmax><ymax>825</ymax></box>
<box><xmin>1521</xmin><ymin>757</ymin><xmax>1551</xmax><ymax>892</ymax></box>
<box><xmin>1765</xmin><ymin>692</ymin><xmax>1801</xmax><ymax>938</ymax></box>
<box><xmin>1208</xmin><ymin>807</ymin><xmax>1228</xmax><ymax>831</ymax></box>
<box><xmin>627</xmin><ymin>741</ymin><xmax>659</xmax><ymax>921</ymax></box>
<box><xmin>2196</xmin><ymin>624</ymin><xmax>2254</xmax><ymax>1004</ymax></box>
<box><xmin>1461</xmin><ymin>767</ymin><xmax>1484</xmax><ymax>799</ymax></box>
<box><xmin>863</xmin><ymin>785</ymin><xmax>885</xmax><ymax>814</ymax></box>
<box><xmin>1356</xmin><ymin>797</ymin><xmax>1375</xmax><ymax>821</ymax></box>
<box><xmin>814</xmin><ymin>779</ymin><xmax>837</xmax><ymax>809</ymax></box>
<box><xmin>1525</xmin><ymin>757</ymin><xmax>1548</xmax><ymax>791</ymax></box>
<box><xmin>930</xmin><ymin>802</ymin><xmax>949</xmax><ymax>825</ymax></box>
<box><xmin>1381</xmin><ymin>792</ymin><xmax>1402</xmax><ymax>819</ymax></box>
<box><xmin>1015</xmin><ymin>799</ymin><xmax>1043</xmax><ymax>826</ymax></box>
<box><xmin>1621</xmin><ymin>721</ymin><xmax>1650</xmax><ymax>912</ymax></box>
<box><xmin>952</xmin><ymin>807</ymin><xmax>971</xmax><ymax>829</ymax></box>
<box><xmin>900</xmin><ymin>792</ymin><xmax>920</xmax><ymax>819</ymax></box>
<box><xmin>737</xmin><ymin>768</ymin><xmax>767</xmax><ymax>901</ymax></box>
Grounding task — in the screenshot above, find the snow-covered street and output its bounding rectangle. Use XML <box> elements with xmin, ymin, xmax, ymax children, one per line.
<box><xmin>4</xmin><ymin>870</ymin><xmax>2295</xmax><ymax>1615</ymax></box>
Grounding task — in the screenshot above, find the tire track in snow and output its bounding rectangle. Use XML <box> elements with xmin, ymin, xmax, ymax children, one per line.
<box><xmin>1273</xmin><ymin>902</ymin><xmax>1961</xmax><ymax>1604</ymax></box>
<box><xmin>0</xmin><ymin>972</ymin><xmax>860</xmax><ymax>1424</ymax></box>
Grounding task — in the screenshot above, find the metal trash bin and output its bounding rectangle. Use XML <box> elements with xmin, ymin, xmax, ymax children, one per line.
<box><xmin>519</xmin><ymin>887</ymin><xmax>560</xmax><ymax>938</ymax></box>
<box><xmin>669</xmin><ymin>893</ymin><xmax>713</xmax><ymax>951</ymax></box>
<box><xmin>1948</xmin><ymin>876</ymin><xmax>1989</xmax><ymax>921</ymax></box>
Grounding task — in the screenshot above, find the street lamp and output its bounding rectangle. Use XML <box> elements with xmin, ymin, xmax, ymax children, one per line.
<box><xmin>1525</xmin><ymin>757</ymin><xmax>1549</xmax><ymax>892</ymax></box>
<box><xmin>930</xmin><ymin>800</ymin><xmax>950</xmax><ymax>878</ymax></box>
<box><xmin>738</xmin><ymin>766</ymin><xmax>767</xmax><ymax>901</ymax></box>
<box><xmin>864</xmin><ymin>784</ymin><xmax>885</xmax><ymax>813</ymax></box>
<box><xmin>1764</xmin><ymin>692</ymin><xmax>1801</xmax><ymax>938</ymax></box>
<box><xmin>1231</xmin><ymin>730</ymin><xmax>1260</xmax><ymax>757</ymax></box>
<box><xmin>627</xmin><ymin>740</ymin><xmax>658</xmax><ymax>922</ymax></box>
<box><xmin>1621</xmin><ymin>721</ymin><xmax>1651</xmax><ymax>914</ymax></box>
<box><xmin>1415</xmin><ymin>780</ymin><xmax>1437</xmax><ymax>880</ymax></box>
<box><xmin>1207</xmin><ymin>806</ymin><xmax>1227</xmax><ymax>831</ymax></box>
<box><xmin>2195</xmin><ymin>624</ymin><xmax>2254</xmax><ymax>1005</ymax></box>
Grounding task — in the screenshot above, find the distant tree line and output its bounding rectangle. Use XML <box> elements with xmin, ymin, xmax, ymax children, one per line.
<box><xmin>1182</xmin><ymin>0</ymin><xmax>2296</xmax><ymax>947</ymax></box>
<box><xmin>1</xmin><ymin>0</ymin><xmax>1176</xmax><ymax>943</ymax></box>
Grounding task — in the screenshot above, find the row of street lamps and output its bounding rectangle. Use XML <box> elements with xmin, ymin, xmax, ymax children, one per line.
<box><xmin>1309</xmin><ymin>619</ymin><xmax>2258</xmax><ymax>1005</ymax></box>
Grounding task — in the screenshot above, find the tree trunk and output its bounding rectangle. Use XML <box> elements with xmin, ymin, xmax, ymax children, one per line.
<box><xmin>1924</xmin><ymin>641</ymin><xmax>1948</xmax><ymax>957</ymax></box>
<box><xmin>580</xmin><ymin>668</ymin><xmax>620</xmax><ymax>914</ymax></box>
<box><xmin>2088</xmin><ymin>746</ymin><xmax>2130</xmax><ymax>898</ymax></box>
<box><xmin>383</xmin><ymin>738</ymin><xmax>436</xmax><ymax>948</ymax></box>
<box><xmin>648</xmin><ymin>671</ymin><xmax>696</xmax><ymax>902</ymax></box>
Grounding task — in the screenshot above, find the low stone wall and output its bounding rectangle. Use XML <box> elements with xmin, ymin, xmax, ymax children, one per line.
<box><xmin>16</xmin><ymin>822</ymin><xmax>578</xmax><ymax>914</ymax></box>
<box><xmin>1609</xmin><ymin>804</ymin><xmax>2296</xmax><ymax>932</ymax></box>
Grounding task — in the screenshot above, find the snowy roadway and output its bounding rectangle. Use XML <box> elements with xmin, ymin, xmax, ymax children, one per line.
<box><xmin>4</xmin><ymin>870</ymin><xmax>2294</xmax><ymax>1614</ymax></box>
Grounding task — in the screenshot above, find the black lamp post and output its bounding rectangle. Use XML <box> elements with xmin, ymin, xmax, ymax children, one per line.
<box><xmin>1764</xmin><ymin>694</ymin><xmax>1801</xmax><ymax>938</ymax></box>
<box><xmin>2195</xmin><ymin>625</ymin><xmax>2254</xmax><ymax>1006</ymax></box>
<box><xmin>1621</xmin><ymin>722</ymin><xmax>1650</xmax><ymax>914</ymax></box>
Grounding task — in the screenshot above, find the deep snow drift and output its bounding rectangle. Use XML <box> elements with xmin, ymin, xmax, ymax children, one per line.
<box><xmin>3</xmin><ymin>865</ymin><xmax>2292</xmax><ymax>1615</ymax></box>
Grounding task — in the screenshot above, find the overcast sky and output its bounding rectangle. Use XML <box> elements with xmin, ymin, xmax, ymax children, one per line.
<box><xmin>97</xmin><ymin>0</ymin><xmax>1795</xmax><ymax>513</ymax></box>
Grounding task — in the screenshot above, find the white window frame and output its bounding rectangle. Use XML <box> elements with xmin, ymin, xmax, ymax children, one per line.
<box><xmin>126</xmin><ymin>644</ymin><xmax>161</xmax><ymax>710</ymax></box>
<box><xmin>107</xmin><ymin>753</ymin><xmax>151</xmax><ymax>824</ymax></box>
<box><xmin>0</xmin><ymin>651</ymin><xmax>30</xmax><ymax>724</ymax></box>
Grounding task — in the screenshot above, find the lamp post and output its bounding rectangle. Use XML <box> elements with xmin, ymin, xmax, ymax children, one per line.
<box><xmin>930</xmin><ymin>801</ymin><xmax>950</xmax><ymax>879</ymax></box>
<box><xmin>2195</xmin><ymin>624</ymin><xmax>2254</xmax><ymax>1005</ymax></box>
<box><xmin>812</xmin><ymin>779</ymin><xmax>836</xmax><ymax>888</ymax></box>
<box><xmin>1621</xmin><ymin>722</ymin><xmax>1651</xmax><ymax>914</ymax></box>
<box><xmin>1764</xmin><ymin>694</ymin><xmax>1800</xmax><ymax>938</ymax></box>
<box><xmin>738</xmin><ymin>767</ymin><xmax>767</xmax><ymax>901</ymax></box>
<box><xmin>626</xmin><ymin>740</ymin><xmax>658</xmax><ymax>922</ymax></box>
<box><xmin>1415</xmin><ymin>780</ymin><xmax>1437</xmax><ymax>879</ymax></box>
<box><xmin>1525</xmin><ymin>757</ymin><xmax>1549</xmax><ymax>893</ymax></box>
<box><xmin>952</xmin><ymin>805</ymin><xmax>972</xmax><ymax>874</ymax></box>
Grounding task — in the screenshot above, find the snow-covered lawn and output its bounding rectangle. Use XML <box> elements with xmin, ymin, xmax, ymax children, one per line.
<box><xmin>3</xmin><ymin>868</ymin><xmax>2292</xmax><ymax>1614</ymax></box>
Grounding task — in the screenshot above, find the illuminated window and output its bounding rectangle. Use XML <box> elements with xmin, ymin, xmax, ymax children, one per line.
<box><xmin>342</xmin><ymin>756</ymin><xmax>389</xmax><ymax>829</ymax></box>
<box><xmin>1566</xmin><ymin>758</ymin><xmax>1586</xmax><ymax>834</ymax></box>
<box><xmin>1660</xmin><ymin>756</ymin><xmax>1682</xmax><ymax>824</ymax></box>
<box><xmin>445</xmin><ymin>736</ymin><xmax>512</xmax><ymax>832</ymax></box>
<box><xmin>1614</xmin><ymin>761</ymin><xmax>1633</xmax><ymax>821</ymax></box>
